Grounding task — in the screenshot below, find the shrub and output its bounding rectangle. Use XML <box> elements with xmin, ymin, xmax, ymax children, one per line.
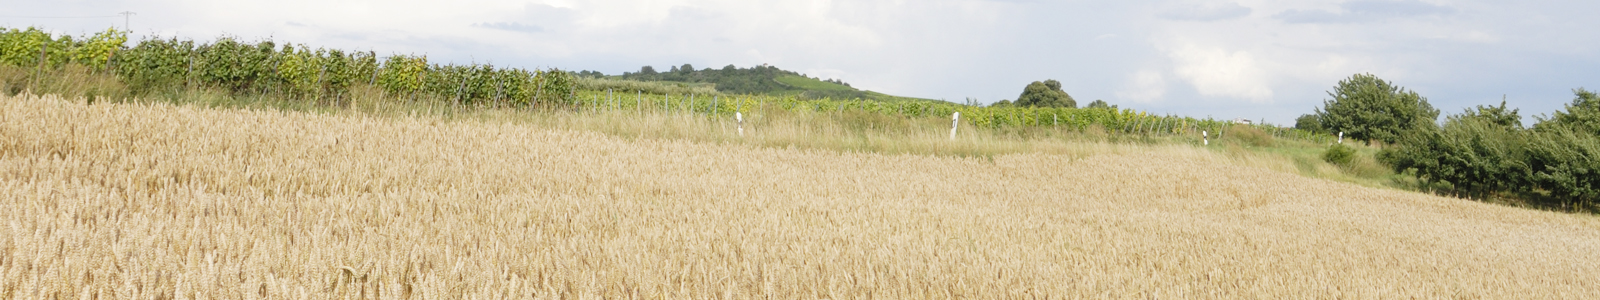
<box><xmin>1323</xmin><ymin>144</ymin><xmax>1355</xmax><ymax>166</ymax></box>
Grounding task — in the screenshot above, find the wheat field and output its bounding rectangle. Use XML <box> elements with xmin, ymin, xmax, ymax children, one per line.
<box><xmin>2</xmin><ymin>94</ymin><xmax>1598</xmax><ymax>299</ymax></box>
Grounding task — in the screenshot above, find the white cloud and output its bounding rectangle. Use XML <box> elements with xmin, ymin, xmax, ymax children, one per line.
<box><xmin>1167</xmin><ymin>44</ymin><xmax>1274</xmax><ymax>102</ymax></box>
<box><xmin>1117</xmin><ymin>70</ymin><xmax>1167</xmax><ymax>103</ymax></box>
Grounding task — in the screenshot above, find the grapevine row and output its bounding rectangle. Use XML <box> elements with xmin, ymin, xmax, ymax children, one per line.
<box><xmin>1</xmin><ymin>26</ymin><xmax>1329</xmax><ymax>143</ymax></box>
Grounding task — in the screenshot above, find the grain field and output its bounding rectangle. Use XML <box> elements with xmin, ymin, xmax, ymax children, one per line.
<box><xmin>2</xmin><ymin>94</ymin><xmax>1598</xmax><ymax>299</ymax></box>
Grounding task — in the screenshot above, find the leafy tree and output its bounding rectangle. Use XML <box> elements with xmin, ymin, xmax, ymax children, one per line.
<box><xmin>1086</xmin><ymin>99</ymin><xmax>1116</xmax><ymax>110</ymax></box>
<box><xmin>679</xmin><ymin>64</ymin><xmax>694</xmax><ymax>74</ymax></box>
<box><xmin>1380</xmin><ymin>101</ymin><xmax>1528</xmax><ymax>200</ymax></box>
<box><xmin>1015</xmin><ymin>79</ymin><xmax>1076</xmax><ymax>108</ymax></box>
<box><xmin>1535</xmin><ymin>88</ymin><xmax>1600</xmax><ymax>134</ymax></box>
<box><xmin>639</xmin><ymin>65</ymin><xmax>657</xmax><ymax>75</ymax></box>
<box><xmin>1315</xmin><ymin>73</ymin><xmax>1440</xmax><ymax>144</ymax></box>
<box><xmin>1525</xmin><ymin>89</ymin><xmax>1600</xmax><ymax>208</ymax></box>
<box><xmin>1295</xmin><ymin>114</ymin><xmax>1325</xmax><ymax>134</ymax></box>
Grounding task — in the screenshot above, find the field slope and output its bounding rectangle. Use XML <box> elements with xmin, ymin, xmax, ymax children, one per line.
<box><xmin>2</xmin><ymin>94</ymin><xmax>1598</xmax><ymax>298</ymax></box>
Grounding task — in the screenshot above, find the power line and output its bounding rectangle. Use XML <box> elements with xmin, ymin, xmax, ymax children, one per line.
<box><xmin>0</xmin><ymin>15</ymin><xmax>119</xmax><ymax>19</ymax></box>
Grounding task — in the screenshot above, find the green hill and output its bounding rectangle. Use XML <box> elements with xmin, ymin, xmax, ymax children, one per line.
<box><xmin>582</xmin><ymin>64</ymin><xmax>938</xmax><ymax>102</ymax></box>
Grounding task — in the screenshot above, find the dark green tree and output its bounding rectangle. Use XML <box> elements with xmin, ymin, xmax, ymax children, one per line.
<box><xmin>1086</xmin><ymin>99</ymin><xmax>1115</xmax><ymax>110</ymax></box>
<box><xmin>1295</xmin><ymin>114</ymin><xmax>1325</xmax><ymax>133</ymax></box>
<box><xmin>1535</xmin><ymin>88</ymin><xmax>1600</xmax><ymax>134</ymax></box>
<box><xmin>1379</xmin><ymin>102</ymin><xmax>1528</xmax><ymax>200</ymax></box>
<box><xmin>1525</xmin><ymin>89</ymin><xmax>1600</xmax><ymax>208</ymax></box>
<box><xmin>639</xmin><ymin>65</ymin><xmax>657</xmax><ymax>75</ymax></box>
<box><xmin>1314</xmin><ymin>73</ymin><xmax>1440</xmax><ymax>144</ymax></box>
<box><xmin>1015</xmin><ymin>79</ymin><xmax>1076</xmax><ymax>108</ymax></box>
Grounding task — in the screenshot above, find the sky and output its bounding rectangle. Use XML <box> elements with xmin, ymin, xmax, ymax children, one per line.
<box><xmin>3</xmin><ymin>0</ymin><xmax>1598</xmax><ymax>124</ymax></box>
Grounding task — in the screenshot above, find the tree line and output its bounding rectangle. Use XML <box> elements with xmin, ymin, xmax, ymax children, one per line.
<box><xmin>588</xmin><ymin>64</ymin><xmax>873</xmax><ymax>99</ymax></box>
<box><xmin>1298</xmin><ymin>73</ymin><xmax>1598</xmax><ymax>210</ymax></box>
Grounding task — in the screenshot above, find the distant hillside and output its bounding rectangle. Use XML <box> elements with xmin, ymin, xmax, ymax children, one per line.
<box><xmin>578</xmin><ymin>64</ymin><xmax>937</xmax><ymax>102</ymax></box>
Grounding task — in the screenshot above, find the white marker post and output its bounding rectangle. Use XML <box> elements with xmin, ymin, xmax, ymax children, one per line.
<box><xmin>736</xmin><ymin>112</ymin><xmax>745</xmax><ymax>136</ymax></box>
<box><xmin>1203</xmin><ymin>130</ymin><xmax>1209</xmax><ymax>146</ymax></box>
<box><xmin>1338</xmin><ymin>131</ymin><xmax>1344</xmax><ymax>144</ymax></box>
<box><xmin>950</xmin><ymin>112</ymin><xmax>961</xmax><ymax>140</ymax></box>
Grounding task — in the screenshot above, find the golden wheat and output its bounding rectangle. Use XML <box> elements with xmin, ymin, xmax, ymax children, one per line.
<box><xmin>1</xmin><ymin>93</ymin><xmax>1598</xmax><ymax>299</ymax></box>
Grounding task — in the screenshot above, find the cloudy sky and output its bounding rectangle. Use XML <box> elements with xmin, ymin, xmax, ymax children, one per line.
<box><xmin>4</xmin><ymin>0</ymin><xmax>1597</xmax><ymax>124</ymax></box>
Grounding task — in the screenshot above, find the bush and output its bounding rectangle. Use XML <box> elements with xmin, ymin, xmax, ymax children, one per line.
<box><xmin>1323</xmin><ymin>144</ymin><xmax>1355</xmax><ymax>166</ymax></box>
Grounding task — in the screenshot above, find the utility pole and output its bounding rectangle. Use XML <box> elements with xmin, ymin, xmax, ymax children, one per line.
<box><xmin>119</xmin><ymin>11</ymin><xmax>135</xmax><ymax>32</ymax></box>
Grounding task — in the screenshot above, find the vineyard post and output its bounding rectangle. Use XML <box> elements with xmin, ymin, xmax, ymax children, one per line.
<box><xmin>33</xmin><ymin>38</ymin><xmax>49</xmax><ymax>91</ymax></box>
<box><xmin>264</xmin><ymin>53</ymin><xmax>277</xmax><ymax>97</ymax></box>
<box><xmin>635</xmin><ymin>90</ymin><xmax>641</xmax><ymax>114</ymax></box>
<box><xmin>316</xmin><ymin>63</ymin><xmax>327</xmax><ymax>105</ymax></box>
<box><xmin>1338</xmin><ymin>132</ymin><xmax>1344</xmax><ymax>144</ymax></box>
<box><xmin>712</xmin><ymin>96</ymin><xmax>719</xmax><ymax>116</ymax></box>
<box><xmin>368</xmin><ymin>52</ymin><xmax>379</xmax><ymax>85</ymax></box>
<box><xmin>532</xmin><ymin>72</ymin><xmax>544</xmax><ymax>110</ymax></box>
<box><xmin>736</xmin><ymin>112</ymin><xmax>744</xmax><ymax>136</ymax></box>
<box><xmin>607</xmin><ymin>89</ymin><xmax>613</xmax><ymax>111</ymax></box>
<box><xmin>494</xmin><ymin>77</ymin><xmax>504</xmax><ymax>108</ymax></box>
<box><xmin>411</xmin><ymin>65</ymin><xmax>424</xmax><ymax>105</ymax></box>
<box><xmin>104</xmin><ymin>48</ymin><xmax>117</xmax><ymax>75</ymax></box>
<box><xmin>950</xmin><ymin>112</ymin><xmax>961</xmax><ymax>140</ymax></box>
<box><xmin>184</xmin><ymin>55</ymin><xmax>196</xmax><ymax>89</ymax></box>
<box><xmin>1204</xmin><ymin>131</ymin><xmax>1209</xmax><ymax>145</ymax></box>
<box><xmin>455</xmin><ymin>73</ymin><xmax>466</xmax><ymax>106</ymax></box>
<box><xmin>1054</xmin><ymin>114</ymin><xmax>1059</xmax><ymax>127</ymax></box>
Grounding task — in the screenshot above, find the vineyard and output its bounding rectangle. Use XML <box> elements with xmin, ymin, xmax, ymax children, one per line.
<box><xmin>0</xmin><ymin>26</ymin><xmax>1336</xmax><ymax>143</ymax></box>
